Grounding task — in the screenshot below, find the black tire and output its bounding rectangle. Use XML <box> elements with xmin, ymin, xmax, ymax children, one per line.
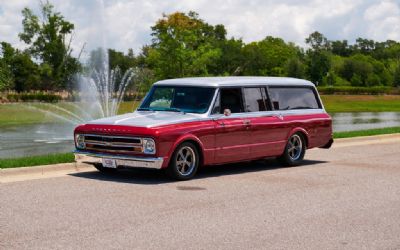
<box><xmin>93</xmin><ymin>163</ymin><xmax>118</xmax><ymax>174</ymax></box>
<box><xmin>166</xmin><ymin>142</ymin><xmax>200</xmax><ymax>181</ymax></box>
<box><xmin>278</xmin><ymin>133</ymin><xmax>306</xmax><ymax>166</ymax></box>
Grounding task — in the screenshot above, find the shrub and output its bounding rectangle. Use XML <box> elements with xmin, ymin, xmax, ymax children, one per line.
<box><xmin>6</xmin><ymin>92</ymin><xmax>62</xmax><ymax>102</ymax></box>
<box><xmin>317</xmin><ymin>86</ymin><xmax>392</xmax><ymax>95</ymax></box>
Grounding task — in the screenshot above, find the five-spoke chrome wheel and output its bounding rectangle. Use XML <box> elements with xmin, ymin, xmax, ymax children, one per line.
<box><xmin>166</xmin><ymin>142</ymin><xmax>199</xmax><ymax>180</ymax></box>
<box><xmin>287</xmin><ymin>134</ymin><xmax>303</xmax><ymax>161</ymax></box>
<box><xmin>176</xmin><ymin>146</ymin><xmax>196</xmax><ymax>176</ymax></box>
<box><xmin>278</xmin><ymin>133</ymin><xmax>306</xmax><ymax>166</ymax></box>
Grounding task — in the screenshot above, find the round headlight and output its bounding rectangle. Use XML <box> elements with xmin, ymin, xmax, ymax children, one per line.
<box><xmin>143</xmin><ymin>138</ymin><xmax>155</xmax><ymax>154</ymax></box>
<box><xmin>75</xmin><ymin>134</ymin><xmax>85</xmax><ymax>149</ymax></box>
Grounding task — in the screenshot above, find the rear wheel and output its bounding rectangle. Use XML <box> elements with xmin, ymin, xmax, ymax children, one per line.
<box><xmin>93</xmin><ymin>163</ymin><xmax>118</xmax><ymax>174</ymax></box>
<box><xmin>278</xmin><ymin>133</ymin><xmax>306</xmax><ymax>166</ymax></box>
<box><xmin>166</xmin><ymin>142</ymin><xmax>199</xmax><ymax>181</ymax></box>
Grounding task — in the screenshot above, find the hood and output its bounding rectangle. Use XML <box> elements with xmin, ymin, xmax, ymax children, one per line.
<box><xmin>86</xmin><ymin>111</ymin><xmax>202</xmax><ymax>128</ymax></box>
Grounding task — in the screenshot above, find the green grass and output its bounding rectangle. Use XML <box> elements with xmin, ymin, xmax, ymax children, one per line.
<box><xmin>0</xmin><ymin>101</ymin><xmax>141</xmax><ymax>127</ymax></box>
<box><xmin>0</xmin><ymin>153</ymin><xmax>75</xmax><ymax>169</ymax></box>
<box><xmin>333</xmin><ymin>127</ymin><xmax>400</xmax><ymax>139</ymax></box>
<box><xmin>321</xmin><ymin>95</ymin><xmax>400</xmax><ymax>113</ymax></box>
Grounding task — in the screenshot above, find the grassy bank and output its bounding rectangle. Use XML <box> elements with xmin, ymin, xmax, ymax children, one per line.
<box><xmin>0</xmin><ymin>153</ymin><xmax>74</xmax><ymax>169</ymax></box>
<box><xmin>0</xmin><ymin>101</ymin><xmax>140</xmax><ymax>127</ymax></box>
<box><xmin>333</xmin><ymin>127</ymin><xmax>400</xmax><ymax>139</ymax></box>
<box><xmin>321</xmin><ymin>95</ymin><xmax>400</xmax><ymax>113</ymax></box>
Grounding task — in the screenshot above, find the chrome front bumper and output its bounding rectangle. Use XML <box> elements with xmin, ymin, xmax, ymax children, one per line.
<box><xmin>74</xmin><ymin>151</ymin><xmax>164</xmax><ymax>169</ymax></box>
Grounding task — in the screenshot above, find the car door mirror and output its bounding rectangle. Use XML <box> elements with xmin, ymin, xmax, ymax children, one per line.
<box><xmin>223</xmin><ymin>109</ymin><xmax>231</xmax><ymax>116</ymax></box>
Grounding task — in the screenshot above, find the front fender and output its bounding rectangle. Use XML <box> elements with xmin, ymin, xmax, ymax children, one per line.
<box><xmin>162</xmin><ymin>134</ymin><xmax>205</xmax><ymax>168</ymax></box>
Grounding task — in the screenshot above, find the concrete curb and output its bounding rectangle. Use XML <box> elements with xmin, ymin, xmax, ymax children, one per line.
<box><xmin>0</xmin><ymin>162</ymin><xmax>94</xmax><ymax>183</ymax></box>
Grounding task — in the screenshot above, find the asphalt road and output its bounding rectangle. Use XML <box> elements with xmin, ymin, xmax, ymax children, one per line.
<box><xmin>1</xmin><ymin>135</ymin><xmax>400</xmax><ymax>250</ymax></box>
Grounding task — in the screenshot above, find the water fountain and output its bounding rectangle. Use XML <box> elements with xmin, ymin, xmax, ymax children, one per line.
<box><xmin>0</xmin><ymin>0</ymin><xmax>140</xmax><ymax>158</ymax></box>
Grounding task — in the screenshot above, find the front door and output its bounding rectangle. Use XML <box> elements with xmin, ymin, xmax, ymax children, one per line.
<box><xmin>212</xmin><ymin>88</ymin><xmax>251</xmax><ymax>164</ymax></box>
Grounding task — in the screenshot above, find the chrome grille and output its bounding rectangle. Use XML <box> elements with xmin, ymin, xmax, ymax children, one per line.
<box><xmin>83</xmin><ymin>134</ymin><xmax>143</xmax><ymax>153</ymax></box>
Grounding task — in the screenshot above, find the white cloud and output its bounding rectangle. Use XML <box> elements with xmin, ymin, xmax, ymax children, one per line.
<box><xmin>0</xmin><ymin>0</ymin><xmax>399</xmax><ymax>59</ymax></box>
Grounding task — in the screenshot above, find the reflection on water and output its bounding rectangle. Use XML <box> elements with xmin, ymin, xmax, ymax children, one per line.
<box><xmin>1</xmin><ymin>112</ymin><xmax>400</xmax><ymax>159</ymax></box>
<box><xmin>0</xmin><ymin>123</ymin><xmax>74</xmax><ymax>159</ymax></box>
<box><xmin>332</xmin><ymin>112</ymin><xmax>400</xmax><ymax>132</ymax></box>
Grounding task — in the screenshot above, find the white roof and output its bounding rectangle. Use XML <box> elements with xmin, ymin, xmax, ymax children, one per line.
<box><xmin>154</xmin><ymin>77</ymin><xmax>314</xmax><ymax>87</ymax></box>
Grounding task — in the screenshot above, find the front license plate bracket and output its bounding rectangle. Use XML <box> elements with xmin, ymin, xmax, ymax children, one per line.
<box><xmin>102</xmin><ymin>158</ymin><xmax>117</xmax><ymax>168</ymax></box>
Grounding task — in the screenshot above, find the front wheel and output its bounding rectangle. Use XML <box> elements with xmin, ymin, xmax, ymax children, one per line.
<box><xmin>278</xmin><ymin>133</ymin><xmax>306</xmax><ymax>166</ymax></box>
<box><xmin>166</xmin><ymin>142</ymin><xmax>199</xmax><ymax>181</ymax></box>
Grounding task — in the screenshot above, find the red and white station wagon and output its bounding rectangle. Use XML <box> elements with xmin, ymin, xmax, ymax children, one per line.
<box><xmin>74</xmin><ymin>77</ymin><xmax>333</xmax><ymax>180</ymax></box>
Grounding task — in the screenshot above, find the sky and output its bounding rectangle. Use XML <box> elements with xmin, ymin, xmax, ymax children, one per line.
<box><xmin>0</xmin><ymin>0</ymin><xmax>400</xmax><ymax>59</ymax></box>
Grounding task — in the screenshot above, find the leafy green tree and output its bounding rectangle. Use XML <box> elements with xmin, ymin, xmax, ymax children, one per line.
<box><xmin>0</xmin><ymin>42</ymin><xmax>41</xmax><ymax>92</ymax></box>
<box><xmin>18</xmin><ymin>1</ymin><xmax>81</xmax><ymax>90</ymax></box>
<box><xmin>306</xmin><ymin>31</ymin><xmax>330</xmax><ymax>51</ymax></box>
<box><xmin>355</xmin><ymin>38</ymin><xmax>375</xmax><ymax>54</ymax></box>
<box><xmin>146</xmin><ymin>11</ymin><xmax>222</xmax><ymax>79</ymax></box>
<box><xmin>393</xmin><ymin>64</ymin><xmax>400</xmax><ymax>87</ymax></box>
<box><xmin>305</xmin><ymin>32</ymin><xmax>331</xmax><ymax>85</ymax></box>
<box><xmin>210</xmin><ymin>38</ymin><xmax>244</xmax><ymax>75</ymax></box>
<box><xmin>109</xmin><ymin>48</ymin><xmax>137</xmax><ymax>73</ymax></box>
<box><xmin>0</xmin><ymin>60</ymin><xmax>13</xmax><ymax>91</ymax></box>
<box><xmin>285</xmin><ymin>58</ymin><xmax>305</xmax><ymax>78</ymax></box>
<box><xmin>330</xmin><ymin>40</ymin><xmax>352</xmax><ymax>57</ymax></box>
<box><xmin>242</xmin><ymin>36</ymin><xmax>299</xmax><ymax>76</ymax></box>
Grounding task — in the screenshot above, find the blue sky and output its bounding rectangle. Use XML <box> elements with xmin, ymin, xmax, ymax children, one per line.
<box><xmin>0</xmin><ymin>0</ymin><xmax>399</xmax><ymax>59</ymax></box>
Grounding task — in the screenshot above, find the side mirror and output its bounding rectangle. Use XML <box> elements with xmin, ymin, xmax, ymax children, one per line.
<box><xmin>223</xmin><ymin>109</ymin><xmax>231</xmax><ymax>116</ymax></box>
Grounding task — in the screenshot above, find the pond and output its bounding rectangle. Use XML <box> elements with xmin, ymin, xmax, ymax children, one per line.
<box><xmin>1</xmin><ymin>112</ymin><xmax>400</xmax><ymax>159</ymax></box>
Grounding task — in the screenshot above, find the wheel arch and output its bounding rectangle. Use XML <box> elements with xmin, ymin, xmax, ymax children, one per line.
<box><xmin>288</xmin><ymin>127</ymin><xmax>309</xmax><ymax>148</ymax></box>
<box><xmin>165</xmin><ymin>135</ymin><xmax>205</xmax><ymax>168</ymax></box>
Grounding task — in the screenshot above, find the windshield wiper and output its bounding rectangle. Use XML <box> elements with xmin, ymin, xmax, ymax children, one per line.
<box><xmin>166</xmin><ymin>108</ymin><xmax>186</xmax><ymax>113</ymax></box>
<box><xmin>137</xmin><ymin>107</ymin><xmax>153</xmax><ymax>111</ymax></box>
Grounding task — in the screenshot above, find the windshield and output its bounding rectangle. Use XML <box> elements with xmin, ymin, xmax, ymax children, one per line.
<box><xmin>139</xmin><ymin>86</ymin><xmax>216</xmax><ymax>114</ymax></box>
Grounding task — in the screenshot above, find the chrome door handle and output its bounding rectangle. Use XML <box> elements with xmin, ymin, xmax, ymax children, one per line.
<box><xmin>273</xmin><ymin>114</ymin><xmax>284</xmax><ymax>120</ymax></box>
<box><xmin>243</xmin><ymin>120</ymin><xmax>251</xmax><ymax>125</ymax></box>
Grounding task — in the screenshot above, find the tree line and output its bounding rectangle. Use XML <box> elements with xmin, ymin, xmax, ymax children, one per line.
<box><xmin>1</xmin><ymin>2</ymin><xmax>400</xmax><ymax>93</ymax></box>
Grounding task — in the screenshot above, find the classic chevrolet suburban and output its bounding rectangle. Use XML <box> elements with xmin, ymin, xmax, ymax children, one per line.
<box><xmin>74</xmin><ymin>77</ymin><xmax>333</xmax><ymax>180</ymax></box>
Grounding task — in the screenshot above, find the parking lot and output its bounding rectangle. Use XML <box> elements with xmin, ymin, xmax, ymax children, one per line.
<box><xmin>1</xmin><ymin>135</ymin><xmax>400</xmax><ymax>250</ymax></box>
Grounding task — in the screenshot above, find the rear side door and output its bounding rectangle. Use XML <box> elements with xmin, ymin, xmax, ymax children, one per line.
<box><xmin>211</xmin><ymin>88</ymin><xmax>251</xmax><ymax>164</ymax></box>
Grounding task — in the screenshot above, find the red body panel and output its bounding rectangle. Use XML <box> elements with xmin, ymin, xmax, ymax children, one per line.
<box><xmin>74</xmin><ymin>112</ymin><xmax>333</xmax><ymax>168</ymax></box>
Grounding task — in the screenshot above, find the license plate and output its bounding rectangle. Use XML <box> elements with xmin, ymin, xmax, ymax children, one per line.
<box><xmin>102</xmin><ymin>158</ymin><xmax>117</xmax><ymax>168</ymax></box>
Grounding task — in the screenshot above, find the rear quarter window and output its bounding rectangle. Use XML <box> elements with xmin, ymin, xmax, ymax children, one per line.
<box><xmin>269</xmin><ymin>87</ymin><xmax>321</xmax><ymax>110</ymax></box>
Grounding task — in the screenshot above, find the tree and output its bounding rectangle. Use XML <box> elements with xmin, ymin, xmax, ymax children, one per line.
<box><xmin>306</xmin><ymin>31</ymin><xmax>330</xmax><ymax>51</ymax></box>
<box><xmin>146</xmin><ymin>12</ymin><xmax>222</xmax><ymax>79</ymax></box>
<box><xmin>207</xmin><ymin>36</ymin><xmax>244</xmax><ymax>76</ymax></box>
<box><xmin>305</xmin><ymin>31</ymin><xmax>331</xmax><ymax>84</ymax></box>
<box><xmin>330</xmin><ymin>40</ymin><xmax>352</xmax><ymax>57</ymax></box>
<box><xmin>0</xmin><ymin>60</ymin><xmax>13</xmax><ymax>91</ymax></box>
<box><xmin>0</xmin><ymin>42</ymin><xmax>41</xmax><ymax>92</ymax></box>
<box><xmin>285</xmin><ymin>58</ymin><xmax>305</xmax><ymax>78</ymax></box>
<box><xmin>394</xmin><ymin>63</ymin><xmax>400</xmax><ymax>87</ymax></box>
<box><xmin>18</xmin><ymin>1</ymin><xmax>81</xmax><ymax>90</ymax></box>
<box><xmin>242</xmin><ymin>36</ymin><xmax>299</xmax><ymax>76</ymax></box>
<box><xmin>109</xmin><ymin>48</ymin><xmax>137</xmax><ymax>73</ymax></box>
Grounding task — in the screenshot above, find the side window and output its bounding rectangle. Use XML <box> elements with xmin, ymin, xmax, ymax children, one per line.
<box><xmin>243</xmin><ymin>87</ymin><xmax>271</xmax><ymax>112</ymax></box>
<box><xmin>269</xmin><ymin>87</ymin><xmax>321</xmax><ymax>110</ymax></box>
<box><xmin>219</xmin><ymin>88</ymin><xmax>244</xmax><ymax>114</ymax></box>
